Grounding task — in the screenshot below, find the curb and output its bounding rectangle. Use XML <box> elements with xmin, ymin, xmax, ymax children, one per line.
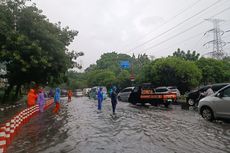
<box><xmin>0</xmin><ymin>99</ymin><xmax>54</xmax><ymax>153</ymax></box>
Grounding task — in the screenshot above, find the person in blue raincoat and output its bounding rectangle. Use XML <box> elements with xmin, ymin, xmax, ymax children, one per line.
<box><xmin>97</xmin><ymin>87</ymin><xmax>103</xmax><ymax>111</ymax></box>
<box><xmin>110</xmin><ymin>86</ymin><xmax>118</xmax><ymax>115</ymax></box>
<box><xmin>53</xmin><ymin>88</ymin><xmax>61</xmax><ymax>113</ymax></box>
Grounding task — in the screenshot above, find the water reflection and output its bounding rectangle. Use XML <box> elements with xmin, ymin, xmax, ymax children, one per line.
<box><xmin>7</xmin><ymin>97</ymin><xmax>230</xmax><ymax>153</ymax></box>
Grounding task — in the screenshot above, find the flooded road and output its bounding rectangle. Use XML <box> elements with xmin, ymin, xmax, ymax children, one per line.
<box><xmin>7</xmin><ymin>97</ymin><xmax>230</xmax><ymax>153</ymax></box>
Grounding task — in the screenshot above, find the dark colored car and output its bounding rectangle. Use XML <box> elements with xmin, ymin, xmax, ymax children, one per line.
<box><xmin>186</xmin><ymin>83</ymin><xmax>229</xmax><ymax>106</ymax></box>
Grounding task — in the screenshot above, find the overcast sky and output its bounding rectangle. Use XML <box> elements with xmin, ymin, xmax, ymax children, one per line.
<box><xmin>32</xmin><ymin>0</ymin><xmax>230</xmax><ymax>70</ymax></box>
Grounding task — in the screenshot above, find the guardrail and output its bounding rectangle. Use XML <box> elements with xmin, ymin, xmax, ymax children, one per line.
<box><xmin>0</xmin><ymin>99</ymin><xmax>54</xmax><ymax>153</ymax></box>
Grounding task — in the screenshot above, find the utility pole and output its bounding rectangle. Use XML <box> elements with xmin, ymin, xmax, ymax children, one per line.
<box><xmin>203</xmin><ymin>18</ymin><xmax>227</xmax><ymax>59</ymax></box>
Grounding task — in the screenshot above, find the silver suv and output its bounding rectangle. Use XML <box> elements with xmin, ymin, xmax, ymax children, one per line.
<box><xmin>198</xmin><ymin>84</ymin><xmax>230</xmax><ymax>121</ymax></box>
<box><xmin>118</xmin><ymin>87</ymin><xmax>134</xmax><ymax>102</ymax></box>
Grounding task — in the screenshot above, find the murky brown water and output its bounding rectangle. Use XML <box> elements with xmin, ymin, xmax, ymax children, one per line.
<box><xmin>7</xmin><ymin>97</ymin><xmax>230</xmax><ymax>153</ymax></box>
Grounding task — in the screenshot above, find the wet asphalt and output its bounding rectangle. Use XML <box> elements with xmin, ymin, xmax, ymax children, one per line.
<box><xmin>7</xmin><ymin>97</ymin><xmax>230</xmax><ymax>153</ymax></box>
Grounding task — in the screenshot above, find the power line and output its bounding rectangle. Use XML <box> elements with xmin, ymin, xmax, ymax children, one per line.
<box><xmin>128</xmin><ymin>0</ymin><xmax>223</xmax><ymax>52</ymax></box>
<box><xmin>141</xmin><ymin>6</ymin><xmax>230</xmax><ymax>53</ymax></box>
<box><xmin>148</xmin><ymin>32</ymin><xmax>204</xmax><ymax>53</ymax></box>
<box><xmin>123</xmin><ymin>0</ymin><xmax>202</xmax><ymax>48</ymax></box>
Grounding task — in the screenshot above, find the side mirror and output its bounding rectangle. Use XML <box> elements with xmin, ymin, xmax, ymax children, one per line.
<box><xmin>216</xmin><ymin>92</ymin><xmax>223</xmax><ymax>98</ymax></box>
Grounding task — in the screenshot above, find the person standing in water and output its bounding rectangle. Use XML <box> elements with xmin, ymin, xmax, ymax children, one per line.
<box><xmin>110</xmin><ymin>86</ymin><xmax>118</xmax><ymax>115</ymax></box>
<box><xmin>53</xmin><ymin>88</ymin><xmax>61</xmax><ymax>113</ymax></box>
<box><xmin>27</xmin><ymin>89</ymin><xmax>37</xmax><ymax>108</ymax></box>
<box><xmin>37</xmin><ymin>87</ymin><xmax>45</xmax><ymax>112</ymax></box>
<box><xmin>97</xmin><ymin>87</ymin><xmax>103</xmax><ymax>112</ymax></box>
<box><xmin>67</xmin><ymin>90</ymin><xmax>73</xmax><ymax>102</ymax></box>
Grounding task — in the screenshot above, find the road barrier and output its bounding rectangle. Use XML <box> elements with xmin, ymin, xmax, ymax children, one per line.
<box><xmin>0</xmin><ymin>99</ymin><xmax>54</xmax><ymax>153</ymax></box>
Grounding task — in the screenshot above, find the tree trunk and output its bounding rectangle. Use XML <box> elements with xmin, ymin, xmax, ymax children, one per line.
<box><xmin>2</xmin><ymin>84</ymin><xmax>13</xmax><ymax>103</ymax></box>
<box><xmin>14</xmin><ymin>84</ymin><xmax>21</xmax><ymax>100</ymax></box>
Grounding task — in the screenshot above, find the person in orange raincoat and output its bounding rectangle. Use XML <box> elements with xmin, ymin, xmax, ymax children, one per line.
<box><xmin>27</xmin><ymin>89</ymin><xmax>38</xmax><ymax>107</ymax></box>
<box><xmin>67</xmin><ymin>90</ymin><xmax>73</xmax><ymax>102</ymax></box>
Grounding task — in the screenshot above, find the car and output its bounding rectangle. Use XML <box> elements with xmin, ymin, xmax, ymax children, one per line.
<box><xmin>83</xmin><ymin>88</ymin><xmax>91</xmax><ymax>96</ymax></box>
<box><xmin>61</xmin><ymin>89</ymin><xmax>67</xmax><ymax>97</ymax></box>
<box><xmin>117</xmin><ymin>87</ymin><xmax>134</xmax><ymax>102</ymax></box>
<box><xmin>198</xmin><ymin>84</ymin><xmax>230</xmax><ymax>121</ymax></box>
<box><xmin>75</xmin><ymin>89</ymin><xmax>83</xmax><ymax>97</ymax></box>
<box><xmin>167</xmin><ymin>86</ymin><xmax>181</xmax><ymax>97</ymax></box>
<box><xmin>88</xmin><ymin>86</ymin><xmax>107</xmax><ymax>100</ymax></box>
<box><xmin>155</xmin><ymin>86</ymin><xmax>178</xmax><ymax>102</ymax></box>
<box><xmin>155</xmin><ymin>86</ymin><xmax>169</xmax><ymax>94</ymax></box>
<box><xmin>186</xmin><ymin>83</ymin><xmax>229</xmax><ymax>106</ymax></box>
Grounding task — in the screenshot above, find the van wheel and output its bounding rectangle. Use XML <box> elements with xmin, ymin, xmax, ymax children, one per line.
<box><xmin>201</xmin><ymin>107</ymin><xmax>214</xmax><ymax>121</ymax></box>
<box><xmin>187</xmin><ymin>99</ymin><xmax>195</xmax><ymax>106</ymax></box>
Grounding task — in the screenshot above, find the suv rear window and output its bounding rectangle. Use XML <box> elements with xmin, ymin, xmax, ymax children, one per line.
<box><xmin>122</xmin><ymin>88</ymin><xmax>133</xmax><ymax>92</ymax></box>
<box><xmin>155</xmin><ymin>88</ymin><xmax>168</xmax><ymax>92</ymax></box>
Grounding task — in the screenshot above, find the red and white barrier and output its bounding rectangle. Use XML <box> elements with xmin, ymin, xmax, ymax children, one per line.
<box><xmin>0</xmin><ymin>99</ymin><xmax>54</xmax><ymax>153</ymax></box>
<box><xmin>0</xmin><ymin>126</ymin><xmax>6</xmax><ymax>153</ymax></box>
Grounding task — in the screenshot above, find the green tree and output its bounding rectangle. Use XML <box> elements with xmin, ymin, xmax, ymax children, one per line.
<box><xmin>116</xmin><ymin>70</ymin><xmax>131</xmax><ymax>89</ymax></box>
<box><xmin>87</xmin><ymin>70</ymin><xmax>116</xmax><ymax>89</ymax></box>
<box><xmin>196</xmin><ymin>58</ymin><xmax>230</xmax><ymax>84</ymax></box>
<box><xmin>142</xmin><ymin>57</ymin><xmax>202</xmax><ymax>93</ymax></box>
<box><xmin>86</xmin><ymin>52</ymin><xmax>150</xmax><ymax>89</ymax></box>
<box><xmin>0</xmin><ymin>0</ymin><xmax>82</xmax><ymax>101</ymax></box>
<box><xmin>173</xmin><ymin>48</ymin><xmax>200</xmax><ymax>61</ymax></box>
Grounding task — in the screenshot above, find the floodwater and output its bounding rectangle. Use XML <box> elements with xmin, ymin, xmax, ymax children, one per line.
<box><xmin>7</xmin><ymin>97</ymin><xmax>230</xmax><ymax>153</ymax></box>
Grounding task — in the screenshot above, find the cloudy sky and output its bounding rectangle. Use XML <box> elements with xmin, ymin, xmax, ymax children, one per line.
<box><xmin>32</xmin><ymin>0</ymin><xmax>230</xmax><ymax>69</ymax></box>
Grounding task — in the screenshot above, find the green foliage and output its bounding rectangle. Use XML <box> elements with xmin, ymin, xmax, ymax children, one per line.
<box><xmin>87</xmin><ymin>70</ymin><xmax>116</xmax><ymax>89</ymax></box>
<box><xmin>0</xmin><ymin>0</ymin><xmax>82</xmax><ymax>101</ymax></box>
<box><xmin>196</xmin><ymin>58</ymin><xmax>230</xmax><ymax>84</ymax></box>
<box><xmin>95</xmin><ymin>52</ymin><xmax>132</xmax><ymax>73</ymax></box>
<box><xmin>66</xmin><ymin>51</ymin><xmax>229</xmax><ymax>94</ymax></box>
<box><xmin>0</xmin><ymin>0</ymin><xmax>80</xmax><ymax>82</ymax></box>
<box><xmin>74</xmin><ymin>52</ymin><xmax>148</xmax><ymax>90</ymax></box>
<box><xmin>173</xmin><ymin>48</ymin><xmax>200</xmax><ymax>61</ymax></box>
<box><xmin>116</xmin><ymin>70</ymin><xmax>131</xmax><ymax>89</ymax></box>
<box><xmin>140</xmin><ymin>57</ymin><xmax>202</xmax><ymax>93</ymax></box>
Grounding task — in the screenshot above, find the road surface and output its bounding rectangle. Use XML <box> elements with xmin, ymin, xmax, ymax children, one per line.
<box><xmin>7</xmin><ymin>97</ymin><xmax>230</xmax><ymax>153</ymax></box>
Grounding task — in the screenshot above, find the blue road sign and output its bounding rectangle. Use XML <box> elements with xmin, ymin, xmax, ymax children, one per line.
<box><xmin>120</xmin><ymin>61</ymin><xmax>130</xmax><ymax>69</ymax></box>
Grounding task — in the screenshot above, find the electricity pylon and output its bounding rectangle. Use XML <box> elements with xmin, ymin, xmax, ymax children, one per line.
<box><xmin>203</xmin><ymin>18</ymin><xmax>226</xmax><ymax>59</ymax></box>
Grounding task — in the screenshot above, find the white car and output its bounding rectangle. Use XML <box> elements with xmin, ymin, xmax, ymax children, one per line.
<box><xmin>198</xmin><ymin>84</ymin><xmax>230</xmax><ymax>121</ymax></box>
<box><xmin>83</xmin><ymin>88</ymin><xmax>91</xmax><ymax>96</ymax></box>
<box><xmin>118</xmin><ymin>87</ymin><xmax>134</xmax><ymax>102</ymax></box>
<box><xmin>167</xmin><ymin>86</ymin><xmax>181</xmax><ymax>97</ymax></box>
<box><xmin>75</xmin><ymin>89</ymin><xmax>83</xmax><ymax>97</ymax></box>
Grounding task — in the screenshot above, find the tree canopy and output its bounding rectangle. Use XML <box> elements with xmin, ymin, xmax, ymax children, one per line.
<box><xmin>196</xmin><ymin>58</ymin><xmax>230</xmax><ymax>84</ymax></box>
<box><xmin>0</xmin><ymin>0</ymin><xmax>82</xmax><ymax>100</ymax></box>
<box><xmin>172</xmin><ymin>48</ymin><xmax>200</xmax><ymax>61</ymax></box>
<box><xmin>138</xmin><ymin>57</ymin><xmax>202</xmax><ymax>93</ymax></box>
<box><xmin>66</xmin><ymin>50</ymin><xmax>230</xmax><ymax>94</ymax></box>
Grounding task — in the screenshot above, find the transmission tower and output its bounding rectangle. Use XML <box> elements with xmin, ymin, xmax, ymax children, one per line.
<box><xmin>203</xmin><ymin>18</ymin><xmax>226</xmax><ymax>59</ymax></box>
